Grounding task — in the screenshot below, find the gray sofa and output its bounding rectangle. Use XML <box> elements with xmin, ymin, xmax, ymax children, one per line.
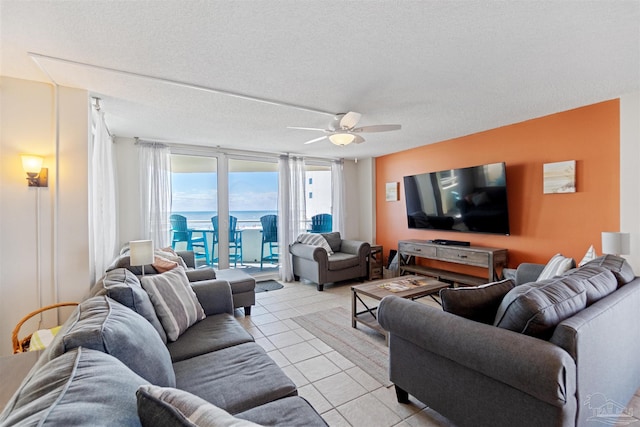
<box><xmin>289</xmin><ymin>232</ymin><xmax>370</xmax><ymax>291</ymax></box>
<box><xmin>0</xmin><ymin>268</ymin><xmax>327</xmax><ymax>426</ymax></box>
<box><xmin>107</xmin><ymin>250</ymin><xmax>256</xmax><ymax>315</ymax></box>
<box><xmin>378</xmin><ymin>255</ymin><xmax>640</xmax><ymax>427</ymax></box>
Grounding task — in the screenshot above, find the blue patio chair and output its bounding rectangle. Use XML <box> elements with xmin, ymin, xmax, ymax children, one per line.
<box><xmin>170</xmin><ymin>214</ymin><xmax>209</xmax><ymax>264</ymax></box>
<box><xmin>210</xmin><ymin>215</ymin><xmax>243</xmax><ymax>267</ymax></box>
<box><xmin>310</xmin><ymin>213</ymin><xmax>332</xmax><ymax>233</ymax></box>
<box><xmin>260</xmin><ymin>214</ymin><xmax>279</xmax><ymax>270</ymax></box>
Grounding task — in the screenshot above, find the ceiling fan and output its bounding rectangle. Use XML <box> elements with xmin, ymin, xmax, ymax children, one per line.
<box><xmin>287</xmin><ymin>112</ymin><xmax>401</xmax><ymax>146</ymax></box>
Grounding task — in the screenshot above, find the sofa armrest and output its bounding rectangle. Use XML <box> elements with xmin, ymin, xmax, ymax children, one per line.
<box><xmin>378</xmin><ymin>295</ymin><xmax>576</xmax><ymax>407</ymax></box>
<box><xmin>191</xmin><ymin>279</ymin><xmax>234</xmax><ymax>316</ymax></box>
<box><xmin>176</xmin><ymin>250</ymin><xmax>196</xmax><ymax>269</ymax></box>
<box><xmin>340</xmin><ymin>240</ymin><xmax>370</xmax><ymax>258</ymax></box>
<box><xmin>516</xmin><ymin>263</ymin><xmax>545</xmax><ymax>285</ymax></box>
<box><xmin>185</xmin><ymin>268</ymin><xmax>216</xmax><ymax>282</ymax></box>
<box><xmin>289</xmin><ymin>243</ymin><xmax>329</xmax><ymax>263</ymax></box>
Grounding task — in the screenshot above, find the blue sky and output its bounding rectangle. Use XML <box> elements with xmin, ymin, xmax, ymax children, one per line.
<box><xmin>172</xmin><ymin>172</ymin><xmax>278</xmax><ymax>212</ymax></box>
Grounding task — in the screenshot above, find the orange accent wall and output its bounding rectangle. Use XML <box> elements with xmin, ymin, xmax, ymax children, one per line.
<box><xmin>376</xmin><ymin>100</ymin><xmax>620</xmax><ymax>274</ymax></box>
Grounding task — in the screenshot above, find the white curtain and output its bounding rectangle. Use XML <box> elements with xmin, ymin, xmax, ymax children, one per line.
<box><xmin>138</xmin><ymin>142</ymin><xmax>172</xmax><ymax>249</ymax></box>
<box><xmin>89</xmin><ymin>105</ymin><xmax>118</xmax><ymax>284</ymax></box>
<box><xmin>278</xmin><ymin>155</ymin><xmax>306</xmax><ymax>281</ymax></box>
<box><xmin>331</xmin><ymin>159</ymin><xmax>346</xmax><ymax>236</ymax></box>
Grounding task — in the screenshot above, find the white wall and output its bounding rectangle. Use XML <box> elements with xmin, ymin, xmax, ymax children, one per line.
<box><xmin>620</xmin><ymin>91</ymin><xmax>640</xmax><ymax>273</ymax></box>
<box><xmin>0</xmin><ymin>77</ymin><xmax>89</xmax><ymax>356</ymax></box>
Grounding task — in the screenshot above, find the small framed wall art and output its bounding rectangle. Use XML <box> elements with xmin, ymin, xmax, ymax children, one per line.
<box><xmin>386</xmin><ymin>182</ymin><xmax>399</xmax><ymax>201</ymax></box>
<box><xmin>543</xmin><ymin>160</ymin><xmax>576</xmax><ymax>194</ymax></box>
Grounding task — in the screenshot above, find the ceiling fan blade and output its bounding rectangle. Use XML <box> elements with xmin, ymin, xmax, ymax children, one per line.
<box><xmin>304</xmin><ymin>136</ymin><xmax>328</xmax><ymax>145</ymax></box>
<box><xmin>352</xmin><ymin>134</ymin><xmax>366</xmax><ymax>144</ymax></box>
<box><xmin>287</xmin><ymin>126</ymin><xmax>327</xmax><ymax>132</ymax></box>
<box><xmin>339</xmin><ymin>111</ymin><xmax>362</xmax><ymax>130</ymax></box>
<box><xmin>352</xmin><ymin>124</ymin><xmax>402</xmax><ymax>133</ymax></box>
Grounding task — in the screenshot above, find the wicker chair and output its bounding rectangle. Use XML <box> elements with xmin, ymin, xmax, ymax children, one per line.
<box><xmin>12</xmin><ymin>302</ymin><xmax>78</xmax><ymax>353</ymax></box>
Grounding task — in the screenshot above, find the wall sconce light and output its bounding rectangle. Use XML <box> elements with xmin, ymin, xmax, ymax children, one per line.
<box><xmin>601</xmin><ymin>231</ymin><xmax>631</xmax><ymax>256</ymax></box>
<box><xmin>21</xmin><ymin>155</ymin><xmax>48</xmax><ymax>187</ymax></box>
<box><xmin>129</xmin><ymin>240</ymin><xmax>154</xmax><ymax>276</ymax></box>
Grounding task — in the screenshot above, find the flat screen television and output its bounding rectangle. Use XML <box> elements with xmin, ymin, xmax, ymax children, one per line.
<box><xmin>403</xmin><ymin>162</ymin><xmax>510</xmax><ymax>235</ymax></box>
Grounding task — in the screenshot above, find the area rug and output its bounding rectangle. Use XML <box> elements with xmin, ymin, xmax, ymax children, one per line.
<box><xmin>255</xmin><ymin>280</ymin><xmax>284</xmax><ymax>293</ymax></box>
<box><xmin>291</xmin><ymin>306</ymin><xmax>391</xmax><ymax>386</ymax></box>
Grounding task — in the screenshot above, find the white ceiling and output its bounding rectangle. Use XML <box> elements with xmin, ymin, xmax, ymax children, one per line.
<box><xmin>2</xmin><ymin>1</ymin><xmax>639</xmax><ymax>160</ymax></box>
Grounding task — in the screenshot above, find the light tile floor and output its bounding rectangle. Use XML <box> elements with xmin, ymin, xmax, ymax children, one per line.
<box><xmin>233</xmin><ymin>279</ymin><xmax>456</xmax><ymax>427</ymax></box>
<box><xmin>233</xmin><ymin>279</ymin><xmax>640</xmax><ymax>427</ymax></box>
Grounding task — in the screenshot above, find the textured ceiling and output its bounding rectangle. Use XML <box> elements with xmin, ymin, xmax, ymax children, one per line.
<box><xmin>2</xmin><ymin>0</ymin><xmax>639</xmax><ymax>160</ymax></box>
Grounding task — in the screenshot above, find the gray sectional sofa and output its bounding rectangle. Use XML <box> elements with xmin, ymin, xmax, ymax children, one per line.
<box><xmin>0</xmin><ymin>267</ymin><xmax>327</xmax><ymax>426</ymax></box>
<box><xmin>379</xmin><ymin>255</ymin><xmax>640</xmax><ymax>427</ymax></box>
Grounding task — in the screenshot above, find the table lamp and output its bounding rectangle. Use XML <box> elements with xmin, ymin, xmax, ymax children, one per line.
<box><xmin>129</xmin><ymin>240</ymin><xmax>154</xmax><ymax>276</ymax></box>
<box><xmin>601</xmin><ymin>232</ymin><xmax>630</xmax><ymax>257</ymax></box>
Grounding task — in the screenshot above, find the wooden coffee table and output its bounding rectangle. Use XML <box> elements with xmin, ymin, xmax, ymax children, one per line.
<box><xmin>351</xmin><ymin>275</ymin><xmax>451</xmax><ymax>341</ymax></box>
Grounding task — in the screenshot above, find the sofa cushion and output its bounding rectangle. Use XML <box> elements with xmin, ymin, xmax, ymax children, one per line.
<box><xmin>321</xmin><ymin>232</ymin><xmax>342</xmax><ymax>253</ymax></box>
<box><xmin>440</xmin><ymin>279</ymin><xmax>515</xmax><ymax>324</ymax></box>
<box><xmin>47</xmin><ymin>296</ymin><xmax>176</xmax><ymax>387</ymax></box>
<box><xmin>297</xmin><ymin>233</ymin><xmax>334</xmax><ymax>255</ymax></box>
<box><xmin>494</xmin><ymin>276</ymin><xmax>587</xmax><ymax>339</ymax></box>
<box><xmin>236</xmin><ymin>396</ymin><xmax>328</xmax><ymax>427</ymax></box>
<box><xmin>136</xmin><ymin>385</ymin><xmax>261</xmax><ymax>427</ymax></box>
<box><xmin>564</xmin><ymin>265</ymin><xmax>618</xmax><ymax>305</ymax></box>
<box><xmin>0</xmin><ymin>348</ymin><xmax>149</xmax><ymax>426</ymax></box>
<box><xmin>537</xmin><ymin>253</ymin><xmax>574</xmax><ymax>281</ymax></box>
<box><xmin>141</xmin><ymin>267</ymin><xmax>206</xmax><ymax>342</ymax></box>
<box><xmin>167</xmin><ymin>314</ymin><xmax>254</xmax><ymax>363</ymax></box>
<box><xmin>326</xmin><ymin>252</ymin><xmax>360</xmax><ymax>271</ymax></box>
<box><xmin>173</xmin><ymin>342</ymin><xmax>297</xmax><ymax>414</ymax></box>
<box><xmin>91</xmin><ymin>268</ymin><xmax>167</xmax><ymax>343</ymax></box>
<box><xmin>583</xmin><ymin>254</ymin><xmax>635</xmax><ymax>287</ymax></box>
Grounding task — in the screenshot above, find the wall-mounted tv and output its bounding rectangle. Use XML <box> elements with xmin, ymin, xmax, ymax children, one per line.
<box><xmin>403</xmin><ymin>162</ymin><xmax>510</xmax><ymax>235</ymax></box>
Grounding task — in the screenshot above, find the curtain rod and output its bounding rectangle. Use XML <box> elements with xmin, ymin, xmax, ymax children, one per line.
<box><xmin>132</xmin><ymin>137</ymin><xmax>343</xmax><ymax>162</ymax></box>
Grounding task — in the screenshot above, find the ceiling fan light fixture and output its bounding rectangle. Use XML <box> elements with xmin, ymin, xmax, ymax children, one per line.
<box><xmin>329</xmin><ymin>132</ymin><xmax>355</xmax><ymax>146</ymax></box>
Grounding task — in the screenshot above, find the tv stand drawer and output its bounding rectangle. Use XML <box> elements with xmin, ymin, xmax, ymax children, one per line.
<box><xmin>436</xmin><ymin>247</ymin><xmax>489</xmax><ymax>267</ymax></box>
<box><xmin>398</xmin><ymin>241</ymin><xmax>436</xmax><ymax>258</ymax></box>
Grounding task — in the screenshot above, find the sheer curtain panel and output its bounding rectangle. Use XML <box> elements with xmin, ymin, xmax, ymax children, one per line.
<box><xmin>331</xmin><ymin>159</ymin><xmax>346</xmax><ymax>236</ymax></box>
<box><xmin>89</xmin><ymin>105</ymin><xmax>118</xmax><ymax>284</ymax></box>
<box><xmin>138</xmin><ymin>142</ymin><xmax>172</xmax><ymax>249</ymax></box>
<box><xmin>278</xmin><ymin>155</ymin><xmax>306</xmax><ymax>281</ymax></box>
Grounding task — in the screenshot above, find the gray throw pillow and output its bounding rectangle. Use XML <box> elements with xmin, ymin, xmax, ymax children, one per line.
<box><xmin>141</xmin><ymin>267</ymin><xmax>206</xmax><ymax>342</ymax></box>
<box><xmin>583</xmin><ymin>254</ymin><xmax>635</xmax><ymax>287</ymax></box>
<box><xmin>91</xmin><ymin>268</ymin><xmax>167</xmax><ymax>343</ymax></box>
<box><xmin>440</xmin><ymin>279</ymin><xmax>515</xmax><ymax>324</ymax></box>
<box><xmin>321</xmin><ymin>232</ymin><xmax>342</xmax><ymax>253</ymax></box>
<box><xmin>136</xmin><ymin>385</ymin><xmax>262</xmax><ymax>427</ymax></box>
<box><xmin>494</xmin><ymin>276</ymin><xmax>587</xmax><ymax>339</ymax></box>
<box><xmin>47</xmin><ymin>295</ymin><xmax>176</xmax><ymax>387</ymax></box>
<box><xmin>0</xmin><ymin>348</ymin><xmax>149</xmax><ymax>426</ymax></box>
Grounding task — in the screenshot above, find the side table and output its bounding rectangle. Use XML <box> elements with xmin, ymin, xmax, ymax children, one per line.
<box><xmin>368</xmin><ymin>245</ymin><xmax>383</xmax><ymax>280</ymax></box>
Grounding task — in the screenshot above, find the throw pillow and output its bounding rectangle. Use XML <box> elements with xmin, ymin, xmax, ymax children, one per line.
<box><xmin>578</xmin><ymin>245</ymin><xmax>597</xmax><ymax>267</ymax></box>
<box><xmin>156</xmin><ymin>249</ymin><xmax>189</xmax><ymax>269</ymax></box>
<box><xmin>537</xmin><ymin>253</ymin><xmax>574</xmax><ymax>281</ymax></box>
<box><xmin>583</xmin><ymin>254</ymin><xmax>635</xmax><ymax>287</ymax></box>
<box><xmin>493</xmin><ymin>276</ymin><xmax>587</xmax><ymax>339</ymax></box>
<box><xmin>296</xmin><ymin>233</ymin><xmax>334</xmax><ymax>255</ymax></box>
<box><xmin>137</xmin><ymin>385</ymin><xmax>262</xmax><ymax>427</ymax></box>
<box><xmin>153</xmin><ymin>255</ymin><xmax>180</xmax><ymax>273</ymax></box>
<box><xmin>141</xmin><ymin>267</ymin><xmax>206</xmax><ymax>342</ymax></box>
<box><xmin>440</xmin><ymin>279</ymin><xmax>515</xmax><ymax>324</ymax></box>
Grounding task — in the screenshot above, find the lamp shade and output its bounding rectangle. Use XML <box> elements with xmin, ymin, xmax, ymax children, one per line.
<box><xmin>129</xmin><ymin>240</ymin><xmax>154</xmax><ymax>266</ymax></box>
<box><xmin>21</xmin><ymin>155</ymin><xmax>43</xmax><ymax>174</ymax></box>
<box><xmin>329</xmin><ymin>133</ymin><xmax>355</xmax><ymax>146</ymax></box>
<box><xmin>601</xmin><ymin>232</ymin><xmax>630</xmax><ymax>256</ymax></box>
